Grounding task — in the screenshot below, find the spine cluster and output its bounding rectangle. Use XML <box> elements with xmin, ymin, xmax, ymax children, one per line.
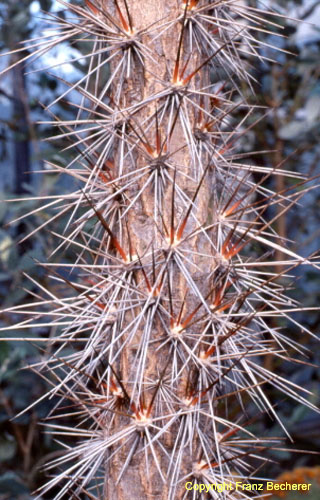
<box><xmin>2</xmin><ymin>1</ymin><xmax>319</xmax><ymax>499</ymax></box>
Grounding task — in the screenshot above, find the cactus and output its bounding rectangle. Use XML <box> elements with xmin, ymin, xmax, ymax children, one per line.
<box><xmin>1</xmin><ymin>1</ymin><xmax>319</xmax><ymax>499</ymax></box>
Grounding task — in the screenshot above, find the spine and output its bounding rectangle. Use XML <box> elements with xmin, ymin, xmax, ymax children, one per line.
<box><xmin>1</xmin><ymin>1</ymin><xmax>318</xmax><ymax>499</ymax></box>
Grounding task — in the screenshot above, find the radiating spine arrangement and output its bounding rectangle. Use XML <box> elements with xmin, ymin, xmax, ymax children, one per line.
<box><xmin>2</xmin><ymin>1</ymin><xmax>319</xmax><ymax>499</ymax></box>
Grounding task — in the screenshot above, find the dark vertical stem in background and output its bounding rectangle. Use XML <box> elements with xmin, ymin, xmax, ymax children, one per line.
<box><xmin>12</xmin><ymin>56</ymin><xmax>31</xmax><ymax>195</ymax></box>
<box><xmin>264</xmin><ymin>65</ymin><xmax>285</xmax><ymax>376</ymax></box>
<box><xmin>11</xmin><ymin>54</ymin><xmax>33</xmax><ymax>251</ymax></box>
<box><xmin>5</xmin><ymin>0</ymin><xmax>33</xmax><ymax>249</ymax></box>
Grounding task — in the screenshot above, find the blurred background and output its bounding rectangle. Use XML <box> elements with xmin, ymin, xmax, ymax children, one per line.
<box><xmin>0</xmin><ymin>0</ymin><xmax>319</xmax><ymax>498</ymax></box>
